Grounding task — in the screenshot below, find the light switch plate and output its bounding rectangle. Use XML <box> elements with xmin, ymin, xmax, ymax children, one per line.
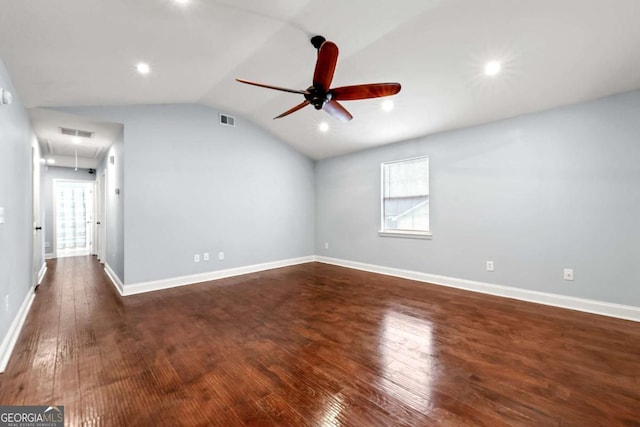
<box><xmin>1</xmin><ymin>89</ymin><xmax>12</xmax><ymax>105</ymax></box>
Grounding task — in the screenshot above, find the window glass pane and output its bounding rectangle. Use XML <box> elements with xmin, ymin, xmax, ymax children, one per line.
<box><xmin>56</xmin><ymin>182</ymin><xmax>88</xmax><ymax>249</ymax></box>
<box><xmin>382</xmin><ymin>157</ymin><xmax>429</xmax><ymax>232</ymax></box>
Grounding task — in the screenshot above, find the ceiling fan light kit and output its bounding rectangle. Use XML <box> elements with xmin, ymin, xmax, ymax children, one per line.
<box><xmin>236</xmin><ymin>36</ymin><xmax>401</xmax><ymax>122</ymax></box>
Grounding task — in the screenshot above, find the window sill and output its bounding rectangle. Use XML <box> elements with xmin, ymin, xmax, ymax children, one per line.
<box><xmin>378</xmin><ymin>230</ymin><xmax>432</xmax><ymax>240</ymax></box>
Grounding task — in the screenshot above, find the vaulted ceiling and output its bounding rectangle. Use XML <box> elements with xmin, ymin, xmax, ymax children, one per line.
<box><xmin>1</xmin><ymin>0</ymin><xmax>639</xmax><ymax>160</ymax></box>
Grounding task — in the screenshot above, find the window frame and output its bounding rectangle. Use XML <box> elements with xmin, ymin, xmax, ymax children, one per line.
<box><xmin>379</xmin><ymin>156</ymin><xmax>432</xmax><ymax>239</ymax></box>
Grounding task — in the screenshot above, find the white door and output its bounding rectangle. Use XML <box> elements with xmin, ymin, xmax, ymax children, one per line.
<box><xmin>95</xmin><ymin>173</ymin><xmax>102</xmax><ymax>260</ymax></box>
<box><xmin>32</xmin><ymin>146</ymin><xmax>41</xmax><ymax>285</ymax></box>
<box><xmin>99</xmin><ymin>171</ymin><xmax>106</xmax><ymax>263</ymax></box>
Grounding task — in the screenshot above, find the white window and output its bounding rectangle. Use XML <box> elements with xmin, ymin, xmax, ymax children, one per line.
<box><xmin>380</xmin><ymin>156</ymin><xmax>431</xmax><ymax>238</ymax></box>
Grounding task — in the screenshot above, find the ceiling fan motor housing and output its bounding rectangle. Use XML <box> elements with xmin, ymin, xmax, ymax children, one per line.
<box><xmin>310</xmin><ymin>35</ymin><xmax>326</xmax><ymax>50</ymax></box>
<box><xmin>305</xmin><ymin>86</ymin><xmax>328</xmax><ymax>109</ymax></box>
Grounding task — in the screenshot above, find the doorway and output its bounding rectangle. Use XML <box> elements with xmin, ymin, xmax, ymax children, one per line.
<box><xmin>53</xmin><ymin>180</ymin><xmax>95</xmax><ymax>258</ymax></box>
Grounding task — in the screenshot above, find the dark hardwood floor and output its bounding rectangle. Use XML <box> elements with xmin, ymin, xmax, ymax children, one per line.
<box><xmin>1</xmin><ymin>257</ymin><xmax>639</xmax><ymax>426</ymax></box>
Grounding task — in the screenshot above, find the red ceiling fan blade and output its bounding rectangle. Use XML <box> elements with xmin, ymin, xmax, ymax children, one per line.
<box><xmin>331</xmin><ymin>83</ymin><xmax>401</xmax><ymax>100</ymax></box>
<box><xmin>323</xmin><ymin>100</ymin><xmax>353</xmax><ymax>122</ymax></box>
<box><xmin>313</xmin><ymin>41</ymin><xmax>339</xmax><ymax>92</ymax></box>
<box><xmin>274</xmin><ymin>100</ymin><xmax>310</xmax><ymax>119</ymax></box>
<box><xmin>236</xmin><ymin>78</ymin><xmax>308</xmax><ymax>95</ymax></box>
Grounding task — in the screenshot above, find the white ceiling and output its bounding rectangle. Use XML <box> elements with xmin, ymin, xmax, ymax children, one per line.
<box><xmin>1</xmin><ymin>0</ymin><xmax>639</xmax><ymax>160</ymax></box>
<box><xmin>28</xmin><ymin>108</ymin><xmax>123</xmax><ymax>169</ymax></box>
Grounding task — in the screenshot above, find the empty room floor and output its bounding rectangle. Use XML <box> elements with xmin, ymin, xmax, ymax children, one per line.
<box><xmin>1</xmin><ymin>257</ymin><xmax>639</xmax><ymax>426</ymax></box>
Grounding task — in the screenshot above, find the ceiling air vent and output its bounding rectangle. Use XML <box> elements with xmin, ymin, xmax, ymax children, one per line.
<box><xmin>219</xmin><ymin>113</ymin><xmax>235</xmax><ymax>127</ymax></box>
<box><xmin>60</xmin><ymin>127</ymin><xmax>94</xmax><ymax>138</ymax></box>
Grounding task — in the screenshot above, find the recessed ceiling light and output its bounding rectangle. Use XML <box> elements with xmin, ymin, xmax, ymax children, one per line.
<box><xmin>174</xmin><ymin>0</ymin><xmax>189</xmax><ymax>4</ymax></box>
<box><xmin>47</xmin><ymin>158</ymin><xmax>56</xmax><ymax>165</ymax></box>
<box><xmin>136</xmin><ymin>62</ymin><xmax>151</xmax><ymax>75</ymax></box>
<box><xmin>72</xmin><ymin>136</ymin><xmax>81</xmax><ymax>144</ymax></box>
<box><xmin>381</xmin><ymin>100</ymin><xmax>394</xmax><ymax>112</ymax></box>
<box><xmin>484</xmin><ymin>61</ymin><xmax>501</xmax><ymax>76</ymax></box>
<box><xmin>318</xmin><ymin>122</ymin><xmax>329</xmax><ymax>133</ymax></box>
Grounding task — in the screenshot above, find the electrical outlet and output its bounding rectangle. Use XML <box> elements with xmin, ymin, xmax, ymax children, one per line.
<box><xmin>203</xmin><ymin>252</ymin><xmax>210</xmax><ymax>261</ymax></box>
<box><xmin>486</xmin><ymin>261</ymin><xmax>494</xmax><ymax>272</ymax></box>
<box><xmin>218</xmin><ymin>252</ymin><xmax>224</xmax><ymax>261</ymax></box>
<box><xmin>563</xmin><ymin>268</ymin><xmax>574</xmax><ymax>281</ymax></box>
<box><xmin>194</xmin><ymin>254</ymin><xmax>200</xmax><ymax>263</ymax></box>
<box><xmin>45</xmin><ymin>241</ymin><xmax>50</xmax><ymax>248</ymax></box>
<box><xmin>324</xmin><ymin>242</ymin><xmax>329</xmax><ymax>249</ymax></box>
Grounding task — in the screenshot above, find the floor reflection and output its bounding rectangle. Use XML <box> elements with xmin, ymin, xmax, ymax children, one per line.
<box><xmin>318</xmin><ymin>392</ymin><xmax>345</xmax><ymax>427</ymax></box>
<box><xmin>378</xmin><ymin>310</ymin><xmax>436</xmax><ymax>412</ymax></box>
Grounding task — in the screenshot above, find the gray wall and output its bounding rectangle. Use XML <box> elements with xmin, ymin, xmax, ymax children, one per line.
<box><xmin>316</xmin><ymin>90</ymin><xmax>640</xmax><ymax>307</ymax></box>
<box><xmin>95</xmin><ymin>127</ymin><xmax>125</xmax><ymax>282</ymax></box>
<box><xmin>0</xmin><ymin>58</ymin><xmax>36</xmax><ymax>346</ymax></box>
<box><xmin>43</xmin><ymin>166</ymin><xmax>95</xmax><ymax>257</ymax></box>
<box><xmin>57</xmin><ymin>104</ymin><xmax>315</xmax><ymax>285</ymax></box>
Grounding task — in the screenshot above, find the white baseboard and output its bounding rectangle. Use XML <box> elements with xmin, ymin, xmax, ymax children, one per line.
<box><xmin>122</xmin><ymin>256</ymin><xmax>315</xmax><ymax>296</ymax></box>
<box><xmin>102</xmin><ymin>254</ymin><xmax>640</xmax><ymax>322</ymax></box>
<box><xmin>37</xmin><ymin>263</ymin><xmax>47</xmax><ymax>284</ymax></box>
<box><xmin>45</xmin><ymin>253</ymin><xmax>55</xmax><ymax>260</ymax></box>
<box><xmin>315</xmin><ymin>256</ymin><xmax>640</xmax><ymax>323</ymax></box>
<box><xmin>0</xmin><ymin>287</ymin><xmax>36</xmax><ymax>373</ymax></box>
<box><xmin>104</xmin><ymin>263</ymin><xmax>125</xmax><ymax>296</ymax></box>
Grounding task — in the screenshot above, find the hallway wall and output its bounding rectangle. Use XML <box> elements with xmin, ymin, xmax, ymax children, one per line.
<box><xmin>0</xmin><ymin>57</ymin><xmax>39</xmax><ymax>369</ymax></box>
<box><xmin>95</xmin><ymin>128</ymin><xmax>125</xmax><ymax>283</ymax></box>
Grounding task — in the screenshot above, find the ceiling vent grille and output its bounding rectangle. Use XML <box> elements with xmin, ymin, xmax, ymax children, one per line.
<box><xmin>60</xmin><ymin>127</ymin><xmax>94</xmax><ymax>138</ymax></box>
<box><xmin>219</xmin><ymin>113</ymin><xmax>235</xmax><ymax>127</ymax></box>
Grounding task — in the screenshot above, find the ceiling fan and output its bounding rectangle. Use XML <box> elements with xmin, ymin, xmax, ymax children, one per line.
<box><xmin>236</xmin><ymin>36</ymin><xmax>401</xmax><ymax>122</ymax></box>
